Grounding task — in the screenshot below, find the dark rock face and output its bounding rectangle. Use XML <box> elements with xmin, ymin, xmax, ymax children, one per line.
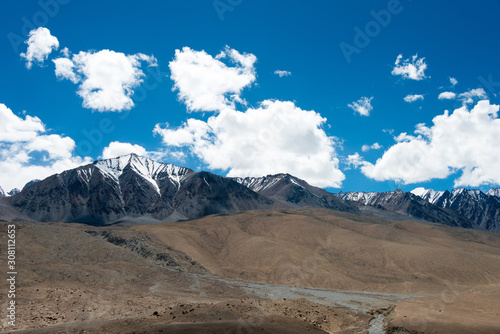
<box><xmin>233</xmin><ymin>174</ymin><xmax>358</xmax><ymax>213</ymax></box>
<box><xmin>8</xmin><ymin>154</ymin><xmax>273</xmax><ymax>225</ymax></box>
<box><xmin>174</xmin><ymin>172</ymin><xmax>274</xmax><ymax>219</ymax></box>
<box><xmin>22</xmin><ymin>179</ymin><xmax>41</xmax><ymax>191</ymax></box>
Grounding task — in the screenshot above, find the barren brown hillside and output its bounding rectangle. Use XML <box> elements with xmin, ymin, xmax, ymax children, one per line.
<box><xmin>136</xmin><ymin>207</ymin><xmax>500</xmax><ymax>294</ymax></box>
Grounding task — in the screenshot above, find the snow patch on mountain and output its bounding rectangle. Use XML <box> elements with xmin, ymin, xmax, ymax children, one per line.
<box><xmin>337</xmin><ymin>191</ymin><xmax>380</xmax><ymax>205</ymax></box>
<box><xmin>77</xmin><ymin>167</ymin><xmax>94</xmax><ymax>186</ymax></box>
<box><xmin>410</xmin><ymin>187</ymin><xmax>427</xmax><ymax>197</ymax></box>
<box><xmin>234</xmin><ymin>174</ymin><xmax>286</xmax><ymax>193</ymax></box>
<box><xmin>487</xmin><ymin>188</ymin><xmax>500</xmax><ymax>198</ymax></box>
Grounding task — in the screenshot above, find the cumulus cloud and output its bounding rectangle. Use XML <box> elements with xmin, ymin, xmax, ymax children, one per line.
<box><xmin>53</xmin><ymin>57</ymin><xmax>79</xmax><ymax>83</ymax></box>
<box><xmin>358</xmin><ymin>100</ymin><xmax>500</xmax><ymax>187</ymax></box>
<box><xmin>274</xmin><ymin>70</ymin><xmax>291</xmax><ymax>77</ymax></box>
<box><xmin>154</xmin><ymin>99</ymin><xmax>345</xmax><ymax>188</ymax></box>
<box><xmin>404</xmin><ymin>94</ymin><xmax>424</xmax><ymax>103</ymax></box>
<box><xmin>0</xmin><ymin>103</ymin><xmax>90</xmax><ymax>192</ymax></box>
<box><xmin>20</xmin><ymin>27</ymin><xmax>159</xmax><ymax>112</ymax></box>
<box><xmin>438</xmin><ymin>91</ymin><xmax>456</xmax><ymax>100</ymax></box>
<box><xmin>102</xmin><ymin>141</ymin><xmax>147</xmax><ymax>159</ymax></box>
<box><xmin>346</xmin><ymin>153</ymin><xmax>365</xmax><ymax>169</ymax></box>
<box><xmin>53</xmin><ymin>50</ymin><xmax>157</xmax><ymax>112</ymax></box>
<box><xmin>20</xmin><ymin>27</ymin><xmax>59</xmax><ymax>69</ymax></box>
<box><xmin>391</xmin><ymin>54</ymin><xmax>427</xmax><ymax>81</ymax></box>
<box><xmin>101</xmin><ymin>141</ymin><xmax>185</xmax><ymax>163</ymax></box>
<box><xmin>458</xmin><ymin>88</ymin><xmax>487</xmax><ymax>105</ymax></box>
<box><xmin>450</xmin><ymin>77</ymin><xmax>458</xmax><ymax>86</ymax></box>
<box><xmin>348</xmin><ymin>96</ymin><xmax>373</xmax><ymax>116</ymax></box>
<box><xmin>169</xmin><ymin>46</ymin><xmax>256</xmax><ymax>112</ymax></box>
<box><xmin>362</xmin><ymin>143</ymin><xmax>382</xmax><ymax>152</ymax></box>
<box><xmin>0</xmin><ymin>104</ymin><xmax>45</xmax><ymax>142</ymax></box>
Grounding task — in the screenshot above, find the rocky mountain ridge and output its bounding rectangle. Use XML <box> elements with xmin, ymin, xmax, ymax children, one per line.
<box><xmin>7</xmin><ymin>154</ymin><xmax>273</xmax><ymax>224</ymax></box>
<box><xmin>339</xmin><ymin>188</ymin><xmax>500</xmax><ymax>232</ymax></box>
<box><xmin>233</xmin><ymin>173</ymin><xmax>358</xmax><ymax>213</ymax></box>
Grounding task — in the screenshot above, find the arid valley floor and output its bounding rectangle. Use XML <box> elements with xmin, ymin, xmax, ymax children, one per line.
<box><xmin>2</xmin><ymin>208</ymin><xmax>500</xmax><ymax>333</ymax></box>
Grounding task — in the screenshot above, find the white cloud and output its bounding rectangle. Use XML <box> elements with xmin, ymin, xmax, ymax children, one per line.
<box><xmin>101</xmin><ymin>141</ymin><xmax>185</xmax><ymax>163</ymax></box>
<box><xmin>53</xmin><ymin>57</ymin><xmax>79</xmax><ymax>83</ymax></box>
<box><xmin>391</xmin><ymin>54</ymin><xmax>427</xmax><ymax>81</ymax></box>
<box><xmin>60</xmin><ymin>47</ymin><xmax>71</xmax><ymax>58</ymax></box>
<box><xmin>361</xmin><ymin>143</ymin><xmax>382</xmax><ymax>152</ymax></box>
<box><xmin>21</xmin><ymin>27</ymin><xmax>156</xmax><ymax>112</ymax></box>
<box><xmin>458</xmin><ymin>88</ymin><xmax>487</xmax><ymax>105</ymax></box>
<box><xmin>155</xmin><ymin>99</ymin><xmax>345</xmax><ymax>188</ymax></box>
<box><xmin>438</xmin><ymin>91</ymin><xmax>456</xmax><ymax>100</ymax></box>
<box><xmin>169</xmin><ymin>46</ymin><xmax>256</xmax><ymax>112</ymax></box>
<box><xmin>359</xmin><ymin>100</ymin><xmax>500</xmax><ymax>187</ymax></box>
<box><xmin>274</xmin><ymin>70</ymin><xmax>291</xmax><ymax>77</ymax></box>
<box><xmin>102</xmin><ymin>141</ymin><xmax>147</xmax><ymax>159</ymax></box>
<box><xmin>346</xmin><ymin>153</ymin><xmax>364</xmax><ymax>169</ymax></box>
<box><xmin>53</xmin><ymin>50</ymin><xmax>157</xmax><ymax>112</ymax></box>
<box><xmin>0</xmin><ymin>103</ymin><xmax>90</xmax><ymax>192</ymax></box>
<box><xmin>450</xmin><ymin>77</ymin><xmax>458</xmax><ymax>86</ymax></box>
<box><xmin>0</xmin><ymin>104</ymin><xmax>45</xmax><ymax>142</ymax></box>
<box><xmin>348</xmin><ymin>96</ymin><xmax>373</xmax><ymax>116</ymax></box>
<box><xmin>404</xmin><ymin>94</ymin><xmax>424</xmax><ymax>103</ymax></box>
<box><xmin>20</xmin><ymin>27</ymin><xmax>59</xmax><ymax>69</ymax></box>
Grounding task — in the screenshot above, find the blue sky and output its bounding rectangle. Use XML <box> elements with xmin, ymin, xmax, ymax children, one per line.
<box><xmin>1</xmin><ymin>0</ymin><xmax>499</xmax><ymax>194</ymax></box>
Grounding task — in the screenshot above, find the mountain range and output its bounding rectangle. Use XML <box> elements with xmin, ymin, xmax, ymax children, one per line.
<box><xmin>1</xmin><ymin>153</ymin><xmax>499</xmax><ymax>232</ymax></box>
<box><xmin>337</xmin><ymin>188</ymin><xmax>500</xmax><ymax>232</ymax></box>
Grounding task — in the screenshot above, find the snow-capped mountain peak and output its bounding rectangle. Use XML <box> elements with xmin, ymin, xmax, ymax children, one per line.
<box><xmin>93</xmin><ymin>154</ymin><xmax>192</xmax><ymax>194</ymax></box>
<box><xmin>234</xmin><ymin>173</ymin><xmax>357</xmax><ymax>212</ymax></box>
<box><xmin>0</xmin><ymin>186</ymin><xmax>24</xmax><ymax>197</ymax></box>
<box><xmin>8</xmin><ymin>188</ymin><xmax>21</xmax><ymax>196</ymax></box>
<box><xmin>234</xmin><ymin>173</ymin><xmax>298</xmax><ymax>193</ymax></box>
<box><xmin>337</xmin><ymin>191</ymin><xmax>379</xmax><ymax>205</ymax></box>
<box><xmin>410</xmin><ymin>187</ymin><xmax>428</xmax><ymax>197</ymax></box>
<box><xmin>410</xmin><ymin>187</ymin><xmax>445</xmax><ymax>204</ymax></box>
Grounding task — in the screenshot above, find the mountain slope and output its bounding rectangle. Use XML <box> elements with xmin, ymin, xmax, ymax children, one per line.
<box><xmin>136</xmin><ymin>207</ymin><xmax>500</xmax><ymax>294</ymax></box>
<box><xmin>233</xmin><ymin>174</ymin><xmax>358</xmax><ymax>213</ymax></box>
<box><xmin>8</xmin><ymin>154</ymin><xmax>273</xmax><ymax>224</ymax></box>
<box><xmin>0</xmin><ymin>197</ymin><xmax>32</xmax><ymax>222</ymax></box>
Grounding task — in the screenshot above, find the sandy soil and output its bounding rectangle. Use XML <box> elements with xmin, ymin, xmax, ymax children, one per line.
<box><xmin>386</xmin><ymin>286</ymin><xmax>500</xmax><ymax>334</ymax></box>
